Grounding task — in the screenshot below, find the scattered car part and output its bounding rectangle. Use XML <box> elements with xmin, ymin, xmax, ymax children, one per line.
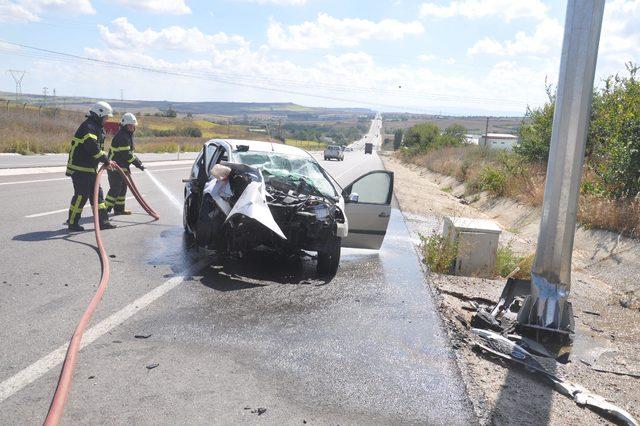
<box><xmin>471</xmin><ymin>328</ymin><xmax>638</xmax><ymax>426</ymax></box>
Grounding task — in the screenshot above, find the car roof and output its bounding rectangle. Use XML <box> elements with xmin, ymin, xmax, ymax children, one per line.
<box><xmin>206</xmin><ymin>139</ymin><xmax>315</xmax><ymax>159</ymax></box>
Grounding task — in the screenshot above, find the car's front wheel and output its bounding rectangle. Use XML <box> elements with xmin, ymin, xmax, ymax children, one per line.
<box><xmin>317</xmin><ymin>237</ymin><xmax>341</xmax><ymax>276</ymax></box>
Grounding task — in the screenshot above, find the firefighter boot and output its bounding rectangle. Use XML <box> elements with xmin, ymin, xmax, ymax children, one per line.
<box><xmin>99</xmin><ymin>209</ymin><xmax>117</xmax><ymax>230</ymax></box>
<box><xmin>68</xmin><ymin>223</ymin><xmax>85</xmax><ymax>232</ymax></box>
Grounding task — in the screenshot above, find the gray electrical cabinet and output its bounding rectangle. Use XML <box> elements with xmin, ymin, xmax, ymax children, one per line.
<box><xmin>443</xmin><ymin>217</ymin><xmax>502</xmax><ymax>278</ymax></box>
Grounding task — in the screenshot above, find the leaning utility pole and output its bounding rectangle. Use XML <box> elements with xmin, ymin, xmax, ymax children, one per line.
<box><xmin>517</xmin><ymin>0</ymin><xmax>605</xmax><ymax>347</ymax></box>
<box><xmin>7</xmin><ymin>70</ymin><xmax>26</xmax><ymax>103</ymax></box>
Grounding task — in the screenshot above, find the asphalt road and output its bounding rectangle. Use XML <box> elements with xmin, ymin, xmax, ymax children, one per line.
<box><xmin>0</xmin><ymin>152</ymin><xmax>199</xmax><ymax>169</ymax></box>
<box><xmin>0</xmin><ymin>125</ymin><xmax>475</xmax><ymax>424</ymax></box>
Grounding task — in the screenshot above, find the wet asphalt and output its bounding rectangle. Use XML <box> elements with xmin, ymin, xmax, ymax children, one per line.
<box><xmin>0</xmin><ymin>143</ymin><xmax>475</xmax><ymax>424</ymax></box>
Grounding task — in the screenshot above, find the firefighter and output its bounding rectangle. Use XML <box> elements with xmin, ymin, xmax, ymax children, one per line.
<box><xmin>66</xmin><ymin>101</ymin><xmax>117</xmax><ymax>232</ymax></box>
<box><xmin>105</xmin><ymin>112</ymin><xmax>144</xmax><ymax>215</ymax></box>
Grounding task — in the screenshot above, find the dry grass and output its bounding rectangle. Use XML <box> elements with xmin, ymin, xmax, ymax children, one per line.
<box><xmin>578</xmin><ymin>195</ymin><xmax>640</xmax><ymax>238</ymax></box>
<box><xmin>401</xmin><ymin>145</ymin><xmax>640</xmax><ymax>238</ymax></box>
<box><xmin>0</xmin><ymin>106</ymin><xmax>275</xmax><ymax>154</ymax></box>
<box><xmin>0</xmin><ymin>105</ymin><xmax>81</xmax><ymax>154</ymax></box>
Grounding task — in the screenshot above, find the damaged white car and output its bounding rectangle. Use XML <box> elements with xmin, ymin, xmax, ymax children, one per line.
<box><xmin>183</xmin><ymin>140</ymin><xmax>393</xmax><ymax>275</ymax></box>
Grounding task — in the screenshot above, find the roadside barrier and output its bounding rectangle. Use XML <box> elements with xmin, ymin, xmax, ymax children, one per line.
<box><xmin>43</xmin><ymin>163</ymin><xmax>159</xmax><ymax>425</ymax></box>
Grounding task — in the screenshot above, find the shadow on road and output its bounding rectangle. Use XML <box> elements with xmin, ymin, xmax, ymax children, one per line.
<box><xmin>13</xmin><ymin>217</ymin><xmax>157</xmax><ymax>243</ymax></box>
<box><xmin>200</xmin><ymin>250</ymin><xmax>333</xmax><ymax>291</ymax></box>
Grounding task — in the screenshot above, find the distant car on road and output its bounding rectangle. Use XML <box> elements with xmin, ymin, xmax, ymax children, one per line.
<box><xmin>183</xmin><ymin>139</ymin><xmax>394</xmax><ymax>275</ymax></box>
<box><xmin>324</xmin><ymin>145</ymin><xmax>344</xmax><ymax>161</ymax></box>
<box><xmin>365</xmin><ymin>142</ymin><xmax>373</xmax><ymax>154</ymax></box>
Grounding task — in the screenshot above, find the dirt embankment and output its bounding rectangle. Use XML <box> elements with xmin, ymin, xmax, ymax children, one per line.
<box><xmin>382</xmin><ymin>153</ymin><xmax>640</xmax><ymax>425</ymax></box>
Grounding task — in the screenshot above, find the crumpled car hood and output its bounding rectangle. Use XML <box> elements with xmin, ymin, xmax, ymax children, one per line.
<box><xmin>203</xmin><ymin>164</ymin><xmax>287</xmax><ymax>240</ymax></box>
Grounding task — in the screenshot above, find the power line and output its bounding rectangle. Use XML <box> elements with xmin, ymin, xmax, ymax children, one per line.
<box><xmin>0</xmin><ymin>40</ymin><xmax>528</xmax><ymax>105</ymax></box>
<box><xmin>0</xmin><ymin>40</ymin><xmax>528</xmax><ymax>113</ymax></box>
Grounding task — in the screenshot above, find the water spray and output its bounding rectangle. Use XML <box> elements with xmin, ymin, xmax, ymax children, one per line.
<box><xmin>143</xmin><ymin>169</ymin><xmax>183</xmax><ymax>213</ymax></box>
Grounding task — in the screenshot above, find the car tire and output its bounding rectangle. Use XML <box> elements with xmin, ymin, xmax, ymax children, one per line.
<box><xmin>183</xmin><ymin>195</ymin><xmax>194</xmax><ymax>236</ymax></box>
<box><xmin>317</xmin><ymin>237</ymin><xmax>341</xmax><ymax>276</ymax></box>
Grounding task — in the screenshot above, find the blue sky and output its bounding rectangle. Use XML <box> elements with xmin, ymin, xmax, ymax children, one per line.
<box><xmin>0</xmin><ymin>0</ymin><xmax>638</xmax><ymax>115</ymax></box>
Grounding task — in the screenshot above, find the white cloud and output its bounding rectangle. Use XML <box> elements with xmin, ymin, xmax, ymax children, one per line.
<box><xmin>599</xmin><ymin>0</ymin><xmax>640</xmax><ymax>71</ymax></box>
<box><xmin>236</xmin><ymin>0</ymin><xmax>307</xmax><ymax>4</ymax></box>
<box><xmin>98</xmin><ymin>17</ymin><xmax>248</xmax><ymax>52</ymax></box>
<box><xmin>0</xmin><ymin>0</ymin><xmax>94</xmax><ymax>22</ymax></box>
<box><xmin>112</xmin><ymin>0</ymin><xmax>190</xmax><ymax>15</ymax></box>
<box><xmin>468</xmin><ymin>18</ymin><xmax>563</xmax><ymax>56</ymax></box>
<box><xmin>465</xmin><ymin>0</ymin><xmax>639</xmax><ymax>83</ymax></box>
<box><xmin>69</xmin><ymin>41</ymin><xmax>538</xmax><ymax>114</ymax></box>
<box><xmin>0</xmin><ymin>1</ymin><xmax>39</xmax><ymax>22</ymax></box>
<box><xmin>420</xmin><ymin>0</ymin><xmax>548</xmax><ymax>22</ymax></box>
<box><xmin>267</xmin><ymin>13</ymin><xmax>424</xmax><ymax>50</ymax></box>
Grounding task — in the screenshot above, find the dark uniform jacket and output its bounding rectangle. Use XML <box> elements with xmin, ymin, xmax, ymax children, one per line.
<box><xmin>66</xmin><ymin>114</ymin><xmax>108</xmax><ymax>176</ymax></box>
<box><xmin>108</xmin><ymin>127</ymin><xmax>142</xmax><ymax>170</ymax></box>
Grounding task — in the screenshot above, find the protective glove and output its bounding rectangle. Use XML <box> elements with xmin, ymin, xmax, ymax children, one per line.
<box><xmin>136</xmin><ymin>163</ymin><xmax>145</xmax><ymax>171</ymax></box>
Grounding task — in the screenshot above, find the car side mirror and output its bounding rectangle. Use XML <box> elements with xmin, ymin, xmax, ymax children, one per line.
<box><xmin>348</xmin><ymin>193</ymin><xmax>359</xmax><ymax>203</ymax></box>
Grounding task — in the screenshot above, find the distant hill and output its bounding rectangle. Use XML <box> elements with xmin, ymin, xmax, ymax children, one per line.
<box><xmin>0</xmin><ymin>91</ymin><xmax>373</xmax><ymax>118</ymax></box>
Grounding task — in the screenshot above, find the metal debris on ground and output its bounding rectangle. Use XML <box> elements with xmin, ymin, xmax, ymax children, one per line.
<box><xmin>145</xmin><ymin>363</ymin><xmax>159</xmax><ymax>370</ymax></box>
<box><xmin>471</xmin><ymin>328</ymin><xmax>638</xmax><ymax>426</ymax></box>
<box><xmin>250</xmin><ymin>408</ymin><xmax>267</xmax><ymax>415</ymax></box>
<box><xmin>134</xmin><ymin>334</ymin><xmax>152</xmax><ymax>339</ymax></box>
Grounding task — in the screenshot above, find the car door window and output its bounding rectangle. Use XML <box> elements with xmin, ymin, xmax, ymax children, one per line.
<box><xmin>190</xmin><ymin>151</ymin><xmax>203</xmax><ymax>180</ymax></box>
<box><xmin>208</xmin><ymin>146</ymin><xmax>229</xmax><ymax>174</ymax></box>
<box><xmin>347</xmin><ymin>171</ymin><xmax>392</xmax><ymax>204</ymax></box>
<box><xmin>205</xmin><ymin>144</ymin><xmax>218</xmax><ymax>174</ymax></box>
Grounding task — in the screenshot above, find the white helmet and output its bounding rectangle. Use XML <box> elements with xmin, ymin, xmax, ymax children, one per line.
<box><xmin>89</xmin><ymin>101</ymin><xmax>113</xmax><ymax>118</ymax></box>
<box><xmin>120</xmin><ymin>112</ymin><xmax>138</xmax><ymax>126</ymax></box>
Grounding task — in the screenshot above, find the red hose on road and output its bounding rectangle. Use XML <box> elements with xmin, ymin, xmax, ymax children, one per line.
<box><xmin>44</xmin><ymin>163</ymin><xmax>159</xmax><ymax>426</ymax></box>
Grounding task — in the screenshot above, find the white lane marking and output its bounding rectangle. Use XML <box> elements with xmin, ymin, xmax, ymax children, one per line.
<box><xmin>0</xmin><ymin>177</ymin><xmax>68</xmax><ymax>186</ymax></box>
<box><xmin>0</xmin><ymin>160</ymin><xmax>194</xmax><ymax>177</ymax></box>
<box><xmin>0</xmin><ymin>259</ymin><xmax>211</xmax><ymax>404</ymax></box>
<box><xmin>24</xmin><ymin>195</ymin><xmax>141</xmax><ymax>218</ymax></box>
<box><xmin>2</xmin><ymin>166</ymin><xmax>190</xmax><ymax>187</ymax></box>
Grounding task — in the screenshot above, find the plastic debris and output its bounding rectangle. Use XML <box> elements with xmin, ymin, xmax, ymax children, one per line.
<box><xmin>471</xmin><ymin>328</ymin><xmax>638</xmax><ymax>426</ymax></box>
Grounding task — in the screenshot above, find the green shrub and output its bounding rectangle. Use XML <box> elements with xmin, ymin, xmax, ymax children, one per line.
<box><xmin>493</xmin><ymin>245</ymin><xmax>525</xmax><ymax>277</ymax></box>
<box><xmin>182</xmin><ymin>126</ymin><xmax>202</xmax><ymax>137</ymax></box>
<box><xmin>420</xmin><ymin>231</ymin><xmax>458</xmax><ymax>274</ymax></box>
<box><xmin>478</xmin><ymin>165</ymin><xmax>507</xmax><ymax>196</ymax></box>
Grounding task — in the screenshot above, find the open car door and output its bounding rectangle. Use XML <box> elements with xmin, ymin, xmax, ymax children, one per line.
<box><xmin>341</xmin><ymin>170</ymin><xmax>394</xmax><ymax>250</ymax></box>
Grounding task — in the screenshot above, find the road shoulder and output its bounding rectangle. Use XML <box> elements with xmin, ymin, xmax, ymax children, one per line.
<box><xmin>382</xmin><ymin>153</ymin><xmax>640</xmax><ymax>425</ymax></box>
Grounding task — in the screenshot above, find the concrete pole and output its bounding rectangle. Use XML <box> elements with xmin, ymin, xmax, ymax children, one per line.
<box><xmin>521</xmin><ymin>0</ymin><xmax>605</xmax><ymax>332</ymax></box>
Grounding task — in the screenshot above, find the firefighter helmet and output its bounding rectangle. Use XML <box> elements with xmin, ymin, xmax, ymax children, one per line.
<box><xmin>89</xmin><ymin>101</ymin><xmax>113</xmax><ymax>118</ymax></box>
<box><xmin>120</xmin><ymin>112</ymin><xmax>138</xmax><ymax>126</ymax></box>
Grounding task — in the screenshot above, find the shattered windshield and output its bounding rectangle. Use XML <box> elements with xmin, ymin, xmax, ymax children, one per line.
<box><xmin>235</xmin><ymin>151</ymin><xmax>338</xmax><ymax>199</ymax></box>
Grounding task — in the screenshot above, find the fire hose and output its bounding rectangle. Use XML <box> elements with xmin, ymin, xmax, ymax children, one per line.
<box><xmin>44</xmin><ymin>163</ymin><xmax>159</xmax><ymax>425</ymax></box>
